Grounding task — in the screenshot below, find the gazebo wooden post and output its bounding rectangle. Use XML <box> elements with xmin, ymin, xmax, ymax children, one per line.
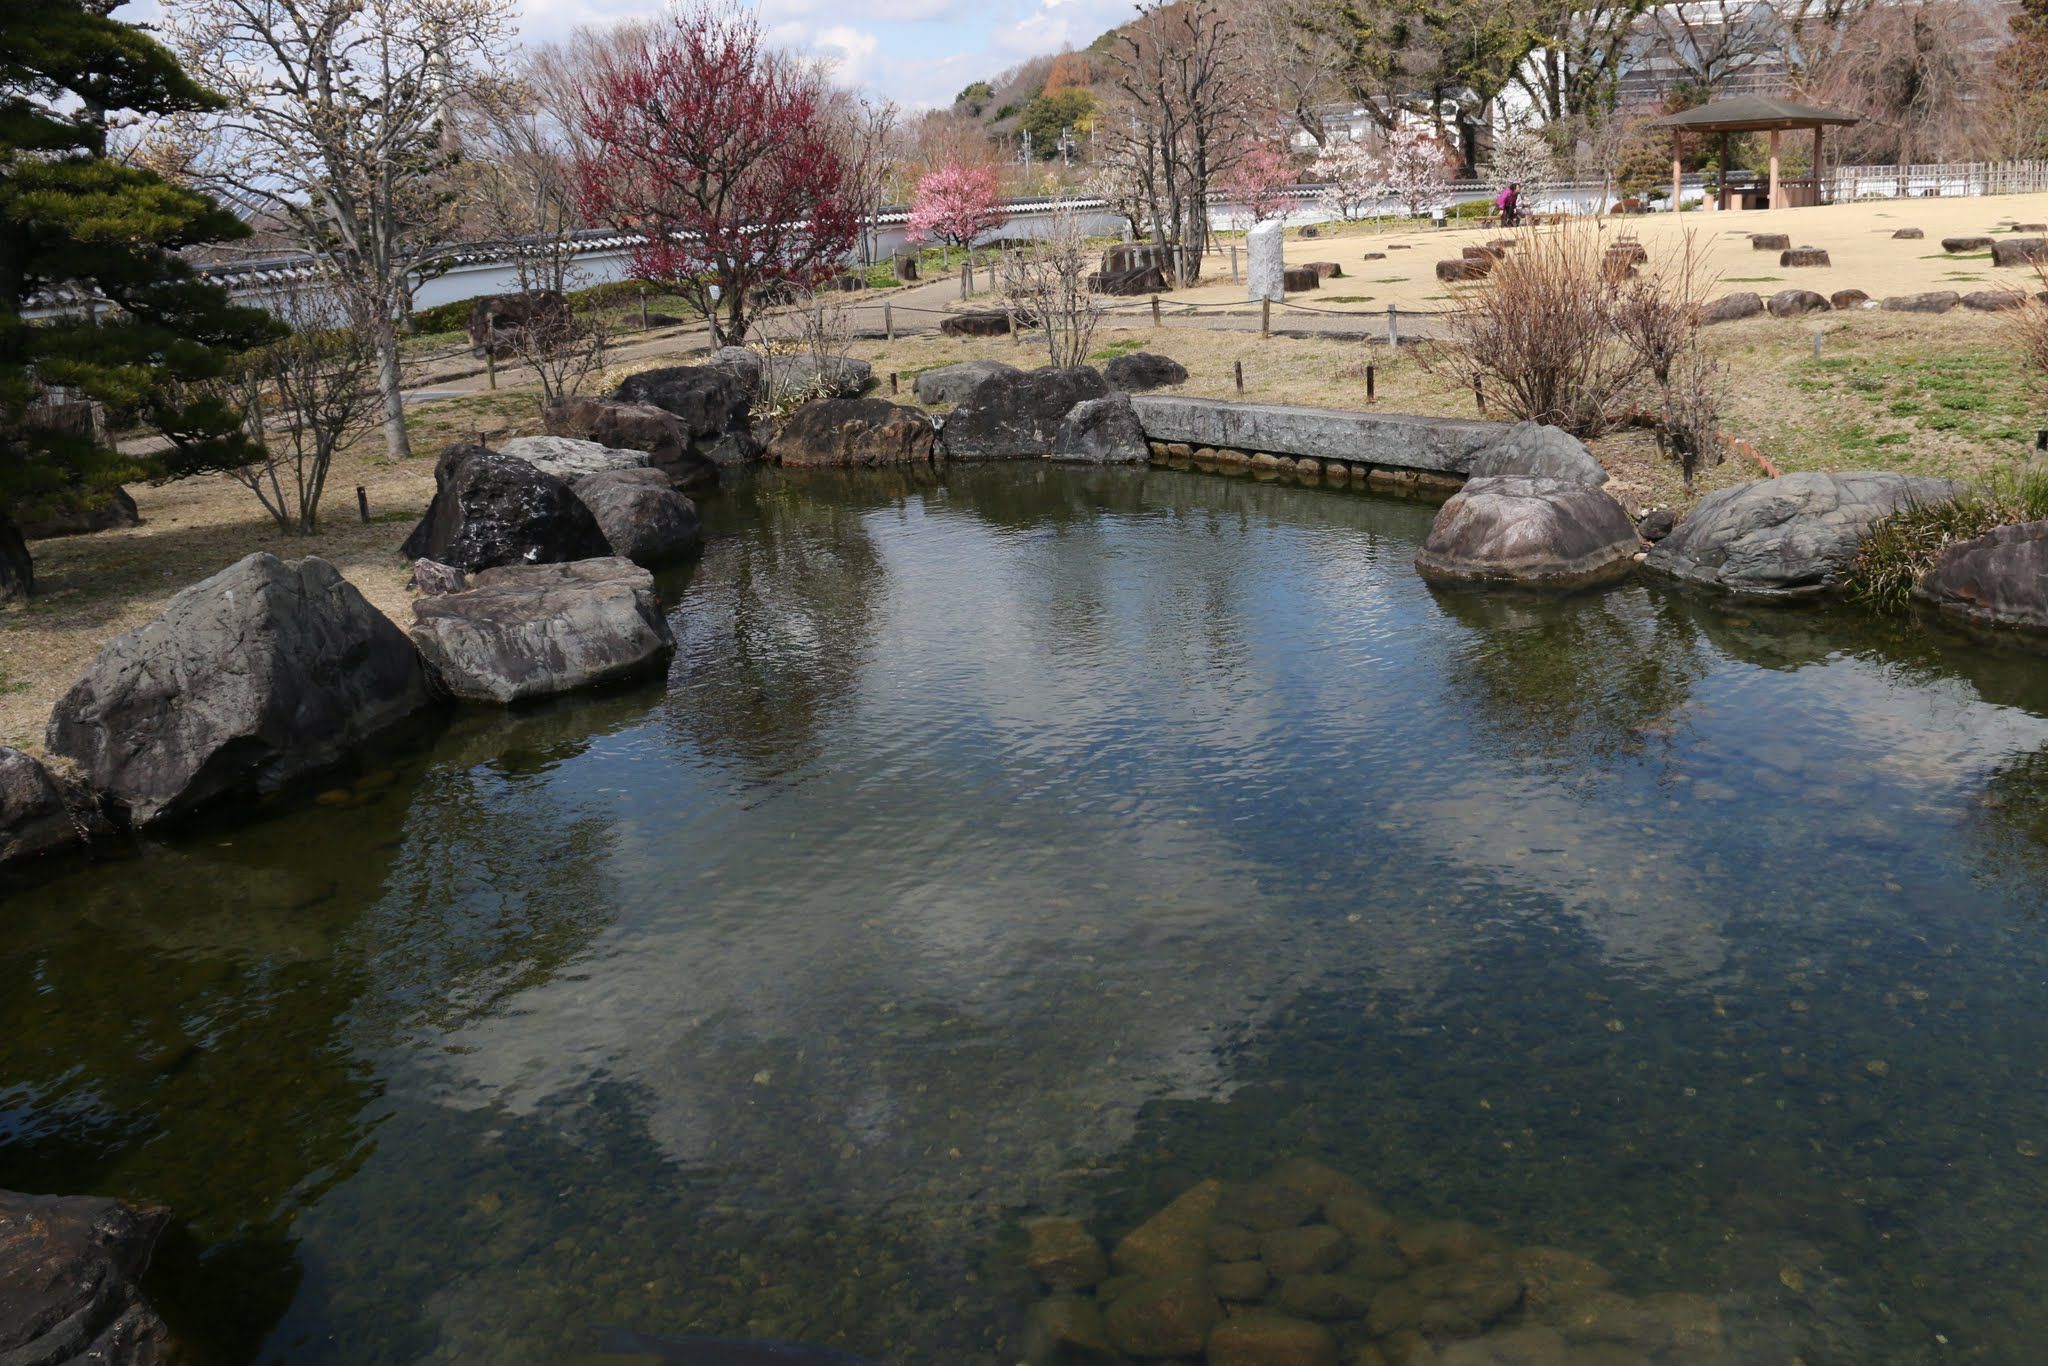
<box><xmin>1768</xmin><ymin>129</ymin><xmax>1782</xmax><ymax>210</ymax></box>
<box><xmin>1718</xmin><ymin>131</ymin><xmax>1731</xmax><ymax>210</ymax></box>
<box><xmin>1671</xmin><ymin>133</ymin><xmax>1684</xmax><ymax>213</ymax></box>
<box><xmin>1814</xmin><ymin>123</ymin><xmax>1826</xmax><ymax>205</ymax></box>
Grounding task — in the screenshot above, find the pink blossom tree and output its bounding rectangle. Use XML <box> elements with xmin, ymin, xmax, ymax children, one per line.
<box><xmin>1385</xmin><ymin>126</ymin><xmax>1460</xmax><ymax>219</ymax></box>
<box><xmin>907</xmin><ymin>161</ymin><xmax>1009</xmax><ymax>266</ymax></box>
<box><xmin>1226</xmin><ymin>141</ymin><xmax>1297</xmax><ymax>224</ymax></box>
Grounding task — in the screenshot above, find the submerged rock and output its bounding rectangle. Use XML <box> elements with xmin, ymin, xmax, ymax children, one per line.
<box><xmin>1102</xmin><ymin>1275</ymin><xmax>1221</xmax><ymax>1357</ymax></box>
<box><xmin>1646</xmin><ymin>470</ymin><xmax>1961</xmax><ymax>598</ymax></box>
<box><xmin>1207</xmin><ymin>1312</ymin><xmax>1339</xmax><ymax>1366</ymax></box>
<box><xmin>1026</xmin><ymin>1217</ymin><xmax>1109</xmax><ymax>1292</ymax></box>
<box><xmin>1023</xmin><ymin>1295</ymin><xmax>1120</xmax><ymax>1366</ymax></box>
<box><xmin>46</xmin><ymin>554</ymin><xmax>431</xmax><ymax>826</ymax></box>
<box><xmin>1112</xmin><ymin>1178</ymin><xmax>1220</xmax><ymax>1278</ymax></box>
<box><xmin>0</xmin><ymin>1189</ymin><xmax>175</xmax><ymax>1365</ymax></box>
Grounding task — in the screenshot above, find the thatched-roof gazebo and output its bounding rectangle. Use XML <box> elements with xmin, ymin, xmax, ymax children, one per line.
<box><xmin>1647</xmin><ymin>97</ymin><xmax>1861</xmax><ymax>212</ymax></box>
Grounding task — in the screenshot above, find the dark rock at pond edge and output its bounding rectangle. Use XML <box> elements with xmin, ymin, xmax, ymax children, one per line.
<box><xmin>545</xmin><ymin>396</ymin><xmax>721</xmax><ymax>493</ymax></box>
<box><xmin>0</xmin><ymin>1189</ymin><xmax>176</xmax><ymax>1365</ymax></box>
<box><xmin>1637</xmin><ymin>508</ymin><xmax>1677</xmax><ymax>542</ymax></box>
<box><xmin>0</xmin><ymin>747</ymin><xmax>110</xmax><ymax>867</ymax></box>
<box><xmin>769</xmin><ymin>399</ymin><xmax>936</xmax><ymax>468</ymax></box>
<box><xmin>1963</xmin><ymin>290</ymin><xmax>2027</xmax><ymax>311</ymax></box>
<box><xmin>45</xmin><ymin>553</ymin><xmax>432</xmax><ymax>827</ymax></box>
<box><xmin>1415</xmin><ymin>476</ymin><xmax>1641</xmax><ymax>590</ymax></box>
<box><xmin>410</xmin><ymin>558</ymin><xmax>675</xmax><ymax>705</ymax></box>
<box><xmin>571</xmin><ymin>468</ymin><xmax>703</xmax><ymax>566</ymax></box>
<box><xmin>1831</xmin><ymin>288</ymin><xmax>1872</xmax><ymax>310</ymax></box>
<box><xmin>1464</xmin><ymin>421</ymin><xmax>1609</xmax><ymax>487</ymax></box>
<box><xmin>17</xmin><ymin>486</ymin><xmax>139</xmax><ymax>539</ymax></box>
<box><xmin>1942</xmin><ymin>236</ymin><xmax>1995</xmax><ymax>253</ymax></box>
<box><xmin>1055</xmin><ymin>394</ymin><xmax>1151</xmax><ymax>464</ymax></box>
<box><xmin>1700</xmin><ymin>292</ymin><xmax>1763</xmax><ymax>324</ymax></box>
<box><xmin>1769</xmin><ymin>289</ymin><xmax>1830</xmax><ymax>317</ymax></box>
<box><xmin>1892</xmin><ymin>227</ymin><xmax>1924</xmax><ymax>239</ymax></box>
<box><xmin>1780</xmin><ymin>246</ymin><xmax>1830</xmax><ymax>268</ymax></box>
<box><xmin>1</xmin><ymin>515</ymin><xmax>30</xmax><ymax>603</ymax></box>
<box><xmin>401</xmin><ymin>449</ymin><xmax>612</xmax><ymax>573</ymax></box>
<box><xmin>1913</xmin><ymin>519</ymin><xmax>2048</xmax><ymax>639</ymax></box>
<box><xmin>1104</xmin><ymin>352</ymin><xmax>1188</xmax><ymax>393</ymax></box>
<box><xmin>1992</xmin><ymin>238</ymin><xmax>2048</xmax><ymax>268</ymax></box>
<box><xmin>1883</xmin><ymin>291</ymin><xmax>1961</xmax><ymax>314</ymax></box>
<box><xmin>915</xmin><ymin>360</ymin><xmax>1023</xmax><ymax>407</ymax></box>
<box><xmin>1751</xmin><ymin>233</ymin><xmax>1791</xmax><ymax>251</ymax></box>
<box><xmin>941</xmin><ymin>311</ymin><xmax>1014</xmax><ymax>338</ymax></box>
<box><xmin>705</xmin><ymin>347</ymin><xmax>874</xmax><ymax>401</ymax></box>
<box><xmin>1646</xmin><ymin>470</ymin><xmax>1962</xmax><ymax>599</ymax></box>
<box><xmin>610</xmin><ymin>366</ymin><xmax>761</xmax><ymax>467</ymax></box>
<box><xmin>941</xmin><ymin>366</ymin><xmax>1110</xmax><ymax>461</ymax></box>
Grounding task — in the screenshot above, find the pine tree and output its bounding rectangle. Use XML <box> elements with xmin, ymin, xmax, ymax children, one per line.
<box><xmin>1</xmin><ymin>0</ymin><xmax>277</xmax><ymax>596</ymax></box>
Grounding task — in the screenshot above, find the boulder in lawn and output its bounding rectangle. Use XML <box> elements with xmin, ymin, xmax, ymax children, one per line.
<box><xmin>914</xmin><ymin>361</ymin><xmax>1022</xmax><ymax>407</ymax></box>
<box><xmin>498</xmin><ymin>434</ymin><xmax>648</xmax><ymax>482</ymax></box>
<box><xmin>1415</xmin><ymin>477</ymin><xmax>1640</xmax><ymax>589</ymax></box>
<box><xmin>1437</xmin><ymin>258</ymin><xmax>1492</xmax><ymax>282</ymax></box>
<box><xmin>942</xmin><ymin>366</ymin><xmax>1111</xmax><ymax>461</ymax></box>
<box><xmin>400</xmin><ymin>448</ymin><xmax>612</xmax><ymax>573</ymax></box>
<box><xmin>571</xmin><ymin>468</ymin><xmax>703</xmax><ymax>567</ymax></box>
<box><xmin>610</xmin><ymin>366</ymin><xmax>761</xmax><ymax>467</ymax></box>
<box><xmin>1769</xmin><ymin>289</ymin><xmax>1830</xmax><ymax>318</ymax></box>
<box><xmin>1646</xmin><ymin>470</ymin><xmax>1962</xmax><ymax>599</ymax></box>
<box><xmin>1831</xmin><ymin>289</ymin><xmax>1872</xmax><ymax>310</ymax></box>
<box><xmin>0</xmin><ymin>747</ymin><xmax>110</xmax><ymax>867</ymax></box>
<box><xmin>1964</xmin><ymin>290</ymin><xmax>2027</xmax><ymax>311</ymax></box>
<box><xmin>1883</xmin><ymin>291</ymin><xmax>1961</xmax><ymax>314</ymax></box>
<box><xmin>1305</xmin><ymin>261</ymin><xmax>1343</xmax><ymax>279</ymax></box>
<box><xmin>1104</xmin><ymin>352</ymin><xmax>1188</xmax><ymax>393</ymax></box>
<box><xmin>768</xmin><ymin>399</ymin><xmax>937</xmax><ymax>468</ymax></box>
<box><xmin>545</xmin><ymin>396</ymin><xmax>720</xmax><ymax>494</ymax></box>
<box><xmin>1942</xmin><ymin>236</ymin><xmax>1995</xmax><ymax>253</ymax></box>
<box><xmin>1913</xmin><ymin>519</ymin><xmax>2048</xmax><ymax>639</ymax></box>
<box><xmin>1780</xmin><ymin>246</ymin><xmax>1830</xmax><ymax>267</ymax></box>
<box><xmin>1993</xmin><ymin>238</ymin><xmax>2048</xmax><ymax>268</ymax></box>
<box><xmin>705</xmin><ymin>347</ymin><xmax>873</xmax><ymax>400</ymax></box>
<box><xmin>46</xmin><ymin>554</ymin><xmax>433</xmax><ymax>825</ymax></box>
<box><xmin>410</xmin><ymin>558</ymin><xmax>675</xmax><ymax>705</ymax></box>
<box><xmin>1751</xmin><ymin>233</ymin><xmax>1791</xmax><ymax>251</ymax></box>
<box><xmin>1282</xmin><ymin>265</ymin><xmax>1321</xmax><ymax>291</ymax></box>
<box><xmin>0</xmin><ymin>1189</ymin><xmax>176</xmax><ymax>1365</ymax></box>
<box><xmin>940</xmin><ymin>311</ymin><xmax>1013</xmax><ymax>338</ymax></box>
<box><xmin>1892</xmin><ymin>227</ymin><xmax>1924</xmax><ymax>239</ymax></box>
<box><xmin>467</xmin><ymin>291</ymin><xmax>568</xmax><ymax>358</ymax></box>
<box><xmin>1055</xmin><ymin>394</ymin><xmax>1151</xmax><ymax>465</ymax></box>
<box><xmin>17</xmin><ymin>486</ymin><xmax>140</xmax><ymax>539</ymax></box>
<box><xmin>1464</xmin><ymin>421</ymin><xmax>1608</xmax><ymax>487</ymax></box>
<box><xmin>1</xmin><ymin>516</ymin><xmax>29</xmax><ymax>603</ymax></box>
<box><xmin>1700</xmin><ymin>292</ymin><xmax>1764</xmax><ymax>324</ymax></box>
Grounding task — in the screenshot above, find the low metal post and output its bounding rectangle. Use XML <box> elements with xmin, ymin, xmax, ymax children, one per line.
<box><xmin>356</xmin><ymin>486</ymin><xmax>370</xmax><ymax>524</ymax></box>
<box><xmin>1366</xmin><ymin>363</ymin><xmax>1376</xmax><ymax>404</ymax></box>
<box><xmin>1261</xmin><ymin>297</ymin><xmax>1271</xmax><ymax>338</ymax></box>
<box><xmin>1474</xmin><ymin>372</ymin><xmax>1485</xmax><ymax>414</ymax></box>
<box><xmin>884</xmin><ymin>303</ymin><xmax>894</xmax><ymax>340</ymax></box>
<box><xmin>485</xmin><ymin>348</ymin><xmax>496</xmax><ymax>390</ymax></box>
<box><xmin>890</xmin><ymin>371</ymin><xmax>899</xmax><ymax>395</ymax></box>
<box><xmin>1386</xmin><ymin>305</ymin><xmax>1399</xmax><ymax>350</ymax></box>
<box><xmin>1234</xmin><ymin>360</ymin><xmax>1244</xmax><ymax>393</ymax></box>
<box><xmin>1230</xmin><ymin>245</ymin><xmax>1240</xmax><ymax>283</ymax></box>
<box><xmin>1813</xmin><ymin>330</ymin><xmax>1823</xmax><ymax>358</ymax></box>
<box><xmin>639</xmin><ymin>289</ymin><xmax>648</xmax><ymax>330</ymax></box>
<box><xmin>1151</xmin><ymin>295</ymin><xmax>1162</xmax><ymax>327</ymax></box>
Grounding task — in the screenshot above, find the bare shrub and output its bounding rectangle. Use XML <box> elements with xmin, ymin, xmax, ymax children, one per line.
<box><xmin>746</xmin><ymin>286</ymin><xmax>856</xmax><ymax>425</ymax></box>
<box><xmin>2011</xmin><ymin>267</ymin><xmax>2048</xmax><ymax>394</ymax></box>
<box><xmin>226</xmin><ymin>283</ymin><xmax>383</xmax><ymax>534</ymax></box>
<box><xmin>1002</xmin><ymin>202</ymin><xmax>1102</xmax><ymax>370</ymax></box>
<box><xmin>1425</xmin><ymin>225</ymin><xmax>1644</xmax><ymax>436</ymax></box>
<box><xmin>1618</xmin><ymin>231</ymin><xmax>1726</xmax><ymax>489</ymax></box>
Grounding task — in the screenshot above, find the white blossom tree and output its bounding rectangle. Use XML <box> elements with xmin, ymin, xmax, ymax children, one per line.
<box><xmin>1385</xmin><ymin>125</ymin><xmax>1458</xmax><ymax>218</ymax></box>
<box><xmin>1486</xmin><ymin>118</ymin><xmax>1558</xmax><ymax>199</ymax></box>
<box><xmin>168</xmin><ymin>0</ymin><xmax>513</xmax><ymax>459</ymax></box>
<box><xmin>1312</xmin><ymin>139</ymin><xmax>1388</xmax><ymax>220</ymax></box>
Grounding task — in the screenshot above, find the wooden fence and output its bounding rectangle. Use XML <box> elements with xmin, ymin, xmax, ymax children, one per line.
<box><xmin>1828</xmin><ymin>161</ymin><xmax>2048</xmax><ymax>202</ymax></box>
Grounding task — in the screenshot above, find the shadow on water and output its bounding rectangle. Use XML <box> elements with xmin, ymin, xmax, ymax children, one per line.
<box><xmin>7</xmin><ymin>466</ymin><xmax>2048</xmax><ymax>1364</ymax></box>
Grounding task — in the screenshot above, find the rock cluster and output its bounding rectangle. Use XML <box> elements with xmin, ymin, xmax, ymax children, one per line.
<box><xmin>942</xmin><ymin>367</ymin><xmax>1111</xmax><ymax>461</ymax></box>
<box><xmin>610</xmin><ymin>366</ymin><xmax>760</xmax><ymax>468</ymax></box>
<box><xmin>1021</xmin><ymin>1160</ymin><xmax>1725</xmax><ymax>1366</ymax></box>
<box><xmin>1</xmin><ymin>1189</ymin><xmax>177</xmax><ymax>1365</ymax></box>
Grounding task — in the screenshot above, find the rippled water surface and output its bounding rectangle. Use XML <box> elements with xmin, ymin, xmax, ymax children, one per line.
<box><xmin>8</xmin><ymin>466</ymin><xmax>2048</xmax><ymax>1364</ymax></box>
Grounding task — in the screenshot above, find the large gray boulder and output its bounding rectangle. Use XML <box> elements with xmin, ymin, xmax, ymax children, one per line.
<box><xmin>705</xmin><ymin>347</ymin><xmax>873</xmax><ymax>401</ymax></box>
<box><xmin>1104</xmin><ymin>352</ymin><xmax>1188</xmax><ymax>393</ymax></box>
<box><xmin>410</xmin><ymin>558</ymin><xmax>676</xmax><ymax>705</ymax></box>
<box><xmin>1699</xmin><ymin>292</ymin><xmax>1763</xmax><ymax>324</ymax></box>
<box><xmin>544</xmin><ymin>396</ymin><xmax>720</xmax><ymax>493</ymax></box>
<box><xmin>611</xmin><ymin>366</ymin><xmax>761</xmax><ymax>467</ymax></box>
<box><xmin>1991</xmin><ymin>238</ymin><xmax>2048</xmax><ymax>268</ymax></box>
<box><xmin>1913</xmin><ymin>519</ymin><xmax>2048</xmax><ymax>638</ymax></box>
<box><xmin>1769</xmin><ymin>289</ymin><xmax>1830</xmax><ymax>318</ymax></box>
<box><xmin>1055</xmin><ymin>394</ymin><xmax>1151</xmax><ymax>464</ymax></box>
<box><xmin>1415</xmin><ymin>477</ymin><xmax>1640</xmax><ymax>589</ymax></box>
<box><xmin>942</xmin><ymin>366</ymin><xmax>1111</xmax><ymax>461</ymax></box>
<box><xmin>914</xmin><ymin>360</ymin><xmax>1021</xmax><ymax>407</ymax></box>
<box><xmin>0</xmin><ymin>1189</ymin><xmax>176</xmax><ymax>1365</ymax></box>
<box><xmin>1463</xmin><ymin>421</ymin><xmax>1608</xmax><ymax>487</ymax></box>
<box><xmin>768</xmin><ymin>399</ymin><xmax>937</xmax><ymax>468</ymax></box>
<box><xmin>571</xmin><ymin>468</ymin><xmax>702</xmax><ymax>567</ymax></box>
<box><xmin>1646</xmin><ymin>471</ymin><xmax>1962</xmax><ymax>599</ymax></box>
<box><xmin>400</xmin><ymin>448</ymin><xmax>613</xmax><ymax>573</ymax></box>
<box><xmin>45</xmin><ymin>554</ymin><xmax>432</xmax><ymax>826</ymax></box>
<box><xmin>0</xmin><ymin>748</ymin><xmax>109</xmax><ymax>867</ymax></box>
<box><xmin>1883</xmin><ymin>292</ymin><xmax>1960</xmax><ymax>314</ymax></box>
<box><xmin>498</xmin><ymin>435</ymin><xmax>648</xmax><ymax>482</ymax></box>
<box><xmin>1128</xmin><ymin>397</ymin><xmax>1501</xmax><ymax>474</ymax></box>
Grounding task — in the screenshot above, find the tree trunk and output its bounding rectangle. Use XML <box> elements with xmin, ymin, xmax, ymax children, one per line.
<box><xmin>376</xmin><ymin>319</ymin><xmax>411</xmax><ymax>459</ymax></box>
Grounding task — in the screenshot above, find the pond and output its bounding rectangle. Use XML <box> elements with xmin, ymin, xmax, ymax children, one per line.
<box><xmin>6</xmin><ymin>465</ymin><xmax>2048</xmax><ymax>1364</ymax></box>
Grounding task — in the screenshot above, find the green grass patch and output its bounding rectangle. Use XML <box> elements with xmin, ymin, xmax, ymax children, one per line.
<box><xmin>1849</xmin><ymin>463</ymin><xmax>2048</xmax><ymax>610</ymax></box>
<box><xmin>1089</xmin><ymin>338</ymin><xmax>1146</xmax><ymax>362</ymax></box>
<box><xmin>1723</xmin><ymin>276</ymin><xmax>1783</xmax><ymax>283</ymax></box>
<box><xmin>1926</xmin><ymin>251</ymin><xmax>1993</xmax><ymax>260</ymax></box>
<box><xmin>1322</xmin><ymin>295</ymin><xmax>1374</xmax><ymax>303</ymax></box>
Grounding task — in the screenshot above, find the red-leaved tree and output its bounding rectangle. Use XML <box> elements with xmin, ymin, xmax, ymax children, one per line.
<box><xmin>906</xmin><ymin>161</ymin><xmax>1009</xmax><ymax>262</ymax></box>
<box><xmin>576</xmin><ymin>3</ymin><xmax>865</xmax><ymax>346</ymax></box>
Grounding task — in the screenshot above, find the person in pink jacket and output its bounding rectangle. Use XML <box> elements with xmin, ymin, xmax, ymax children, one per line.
<box><xmin>1496</xmin><ymin>182</ymin><xmax>1521</xmax><ymax>227</ymax></box>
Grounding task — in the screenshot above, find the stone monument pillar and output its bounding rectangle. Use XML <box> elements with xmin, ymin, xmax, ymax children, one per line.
<box><xmin>1247</xmin><ymin>219</ymin><xmax>1285</xmax><ymax>304</ymax></box>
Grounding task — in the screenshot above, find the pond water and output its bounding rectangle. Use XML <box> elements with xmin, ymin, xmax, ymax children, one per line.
<box><xmin>6</xmin><ymin>466</ymin><xmax>2048</xmax><ymax>1364</ymax></box>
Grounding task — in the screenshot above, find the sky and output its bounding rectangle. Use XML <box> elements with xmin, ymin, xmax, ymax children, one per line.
<box><xmin>512</xmin><ymin>0</ymin><xmax>1140</xmax><ymax>108</ymax></box>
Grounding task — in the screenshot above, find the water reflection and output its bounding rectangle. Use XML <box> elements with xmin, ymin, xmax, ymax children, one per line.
<box><xmin>3</xmin><ymin>467</ymin><xmax>2048</xmax><ymax>1364</ymax></box>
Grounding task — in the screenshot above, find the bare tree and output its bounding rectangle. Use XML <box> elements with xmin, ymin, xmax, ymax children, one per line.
<box><xmin>226</xmin><ymin>283</ymin><xmax>383</xmax><ymax>533</ymax></box>
<box><xmin>1242</xmin><ymin>0</ymin><xmax>1349</xmax><ymax>148</ymax></box>
<box><xmin>1002</xmin><ymin>203</ymin><xmax>1103</xmax><ymax>370</ymax></box>
<box><xmin>1514</xmin><ymin>0</ymin><xmax>1652</xmax><ymax>124</ymax></box>
<box><xmin>1803</xmin><ymin>0</ymin><xmax>2000</xmax><ymax>170</ymax></box>
<box><xmin>1646</xmin><ymin>0</ymin><xmax>1785</xmax><ymax>96</ymax></box>
<box><xmin>168</xmin><ymin>0</ymin><xmax>513</xmax><ymax>461</ymax></box>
